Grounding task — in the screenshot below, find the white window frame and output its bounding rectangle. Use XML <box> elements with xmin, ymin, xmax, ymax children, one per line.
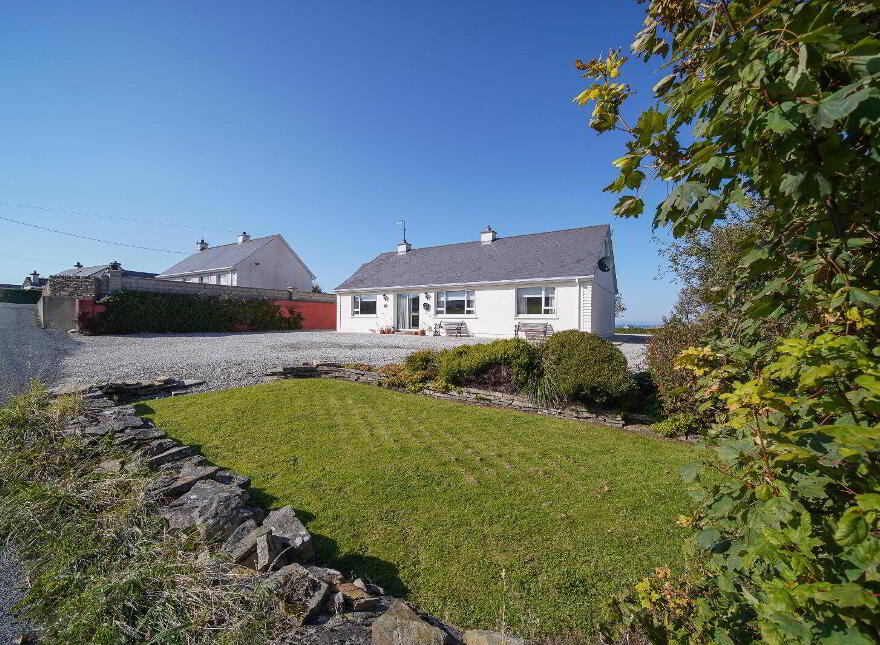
<box><xmin>352</xmin><ymin>294</ymin><xmax>378</xmax><ymax>316</ymax></box>
<box><xmin>435</xmin><ymin>289</ymin><xmax>475</xmax><ymax>316</ymax></box>
<box><xmin>516</xmin><ymin>286</ymin><xmax>556</xmax><ymax>316</ymax></box>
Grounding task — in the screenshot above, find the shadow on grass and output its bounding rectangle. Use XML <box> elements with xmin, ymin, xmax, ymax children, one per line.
<box><xmin>133</xmin><ymin>402</ymin><xmax>410</xmax><ymax>598</ymax></box>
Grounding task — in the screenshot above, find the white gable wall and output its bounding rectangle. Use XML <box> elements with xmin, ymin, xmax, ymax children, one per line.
<box><xmin>234</xmin><ymin>236</ymin><xmax>313</xmax><ymax>291</ymax></box>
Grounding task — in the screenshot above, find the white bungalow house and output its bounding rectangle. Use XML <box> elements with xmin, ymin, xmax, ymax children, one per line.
<box><xmin>334</xmin><ymin>225</ymin><xmax>617</xmax><ymax>338</ymax></box>
<box><xmin>157</xmin><ymin>233</ymin><xmax>315</xmax><ymax>291</ymax></box>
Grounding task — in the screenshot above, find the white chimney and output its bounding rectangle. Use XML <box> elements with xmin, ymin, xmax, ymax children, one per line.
<box><xmin>238</xmin><ymin>232</ymin><xmax>251</xmax><ymax>244</ymax></box>
<box><xmin>197</xmin><ymin>239</ymin><xmax>209</xmax><ymax>252</ymax></box>
<box><xmin>397</xmin><ymin>240</ymin><xmax>412</xmax><ymax>255</ymax></box>
<box><xmin>30</xmin><ymin>270</ymin><xmax>39</xmax><ymax>282</ymax></box>
<box><xmin>480</xmin><ymin>225</ymin><xmax>497</xmax><ymax>244</ymax></box>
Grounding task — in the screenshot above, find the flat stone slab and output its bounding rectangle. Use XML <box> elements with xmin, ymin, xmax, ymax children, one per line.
<box><xmin>146</xmin><ymin>465</ymin><xmax>220</xmax><ymax>501</ymax></box>
<box><xmin>269</xmin><ymin>563</ymin><xmax>330</xmax><ymax>625</ymax></box>
<box><xmin>464</xmin><ymin>630</ymin><xmax>528</xmax><ymax>645</ymax></box>
<box><xmin>214</xmin><ymin>470</ymin><xmax>251</xmax><ymax>488</ymax></box>
<box><xmin>114</xmin><ymin>427</ymin><xmax>167</xmax><ymax>446</ymax></box>
<box><xmin>372</xmin><ymin>601</ymin><xmax>451</xmax><ymax>645</ymax></box>
<box><xmin>163</xmin><ymin>479</ymin><xmax>256</xmax><ymax>543</ymax></box>
<box><xmin>146</xmin><ymin>445</ymin><xmax>194</xmax><ymax>468</ymax></box>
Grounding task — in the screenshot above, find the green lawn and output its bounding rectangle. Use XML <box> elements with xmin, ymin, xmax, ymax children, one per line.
<box><xmin>139</xmin><ymin>379</ymin><xmax>696</xmax><ymax>639</ymax></box>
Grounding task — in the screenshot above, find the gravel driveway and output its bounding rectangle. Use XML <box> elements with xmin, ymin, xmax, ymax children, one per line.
<box><xmin>54</xmin><ymin>331</ymin><xmax>647</xmax><ymax>393</ymax></box>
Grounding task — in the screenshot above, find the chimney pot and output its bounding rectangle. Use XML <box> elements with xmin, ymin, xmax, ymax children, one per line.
<box><xmin>74</xmin><ymin>262</ymin><xmax>83</xmax><ymax>269</ymax></box>
<box><xmin>197</xmin><ymin>239</ymin><xmax>209</xmax><ymax>252</ymax></box>
<box><xmin>238</xmin><ymin>232</ymin><xmax>251</xmax><ymax>244</ymax></box>
<box><xmin>397</xmin><ymin>240</ymin><xmax>412</xmax><ymax>255</ymax></box>
<box><xmin>480</xmin><ymin>225</ymin><xmax>497</xmax><ymax>244</ymax></box>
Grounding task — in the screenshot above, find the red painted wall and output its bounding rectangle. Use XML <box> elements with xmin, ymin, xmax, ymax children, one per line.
<box><xmin>275</xmin><ymin>299</ymin><xmax>336</xmax><ymax>330</ymax></box>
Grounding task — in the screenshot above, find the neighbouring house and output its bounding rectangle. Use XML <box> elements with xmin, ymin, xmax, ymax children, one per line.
<box><xmin>334</xmin><ymin>224</ymin><xmax>618</xmax><ymax>338</ymax></box>
<box><xmin>157</xmin><ymin>233</ymin><xmax>315</xmax><ymax>291</ymax></box>
<box><xmin>22</xmin><ymin>270</ymin><xmax>48</xmax><ymax>290</ymax></box>
<box><xmin>54</xmin><ymin>262</ymin><xmax>157</xmax><ymax>280</ymax></box>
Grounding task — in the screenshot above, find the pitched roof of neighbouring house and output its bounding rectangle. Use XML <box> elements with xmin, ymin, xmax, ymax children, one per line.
<box><xmin>335</xmin><ymin>225</ymin><xmax>611</xmax><ymax>291</ymax></box>
<box><xmin>157</xmin><ymin>235</ymin><xmax>279</xmax><ymax>276</ymax></box>
<box><xmin>53</xmin><ymin>265</ymin><xmax>156</xmax><ymax>278</ymax></box>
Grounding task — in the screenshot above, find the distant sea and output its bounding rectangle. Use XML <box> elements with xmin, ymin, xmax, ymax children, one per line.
<box><xmin>616</xmin><ymin>321</ymin><xmax>662</xmax><ymax>328</ymax></box>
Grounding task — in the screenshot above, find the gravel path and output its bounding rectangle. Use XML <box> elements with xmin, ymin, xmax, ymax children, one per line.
<box><xmin>55</xmin><ymin>331</ymin><xmax>647</xmax><ymax>393</ymax></box>
<box><xmin>0</xmin><ymin>545</ymin><xmax>31</xmax><ymax>644</ymax></box>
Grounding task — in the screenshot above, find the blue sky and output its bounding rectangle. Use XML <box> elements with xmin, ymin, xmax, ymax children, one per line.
<box><xmin>0</xmin><ymin>1</ymin><xmax>677</xmax><ymax>323</ymax></box>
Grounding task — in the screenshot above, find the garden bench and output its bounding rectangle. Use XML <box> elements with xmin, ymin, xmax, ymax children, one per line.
<box><xmin>514</xmin><ymin>322</ymin><xmax>554</xmax><ymax>341</ymax></box>
<box><xmin>436</xmin><ymin>321</ymin><xmax>470</xmax><ymax>337</ymax></box>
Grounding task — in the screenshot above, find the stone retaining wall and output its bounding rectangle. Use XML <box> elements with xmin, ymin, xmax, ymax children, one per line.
<box><xmin>267</xmin><ymin>364</ymin><xmax>629</xmax><ymax>427</ymax></box>
<box><xmin>57</xmin><ymin>385</ymin><xmax>526</xmax><ymax>645</ymax></box>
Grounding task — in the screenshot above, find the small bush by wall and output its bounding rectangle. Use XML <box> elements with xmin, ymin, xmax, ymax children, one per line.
<box><xmin>79</xmin><ymin>291</ymin><xmax>303</xmax><ymax>334</ymax></box>
<box><xmin>541</xmin><ymin>330</ymin><xmax>635</xmax><ymax>408</ymax></box>
<box><xmin>0</xmin><ymin>288</ymin><xmax>41</xmax><ymax>304</ymax></box>
<box><xmin>644</xmin><ymin>319</ymin><xmax>708</xmax><ymax>417</ymax></box>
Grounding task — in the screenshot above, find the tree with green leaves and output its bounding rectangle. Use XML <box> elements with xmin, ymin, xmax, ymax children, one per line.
<box><xmin>575</xmin><ymin>1</ymin><xmax>880</xmax><ymax>643</ymax></box>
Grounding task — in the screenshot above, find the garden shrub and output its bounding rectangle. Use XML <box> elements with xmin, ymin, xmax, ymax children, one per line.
<box><xmin>644</xmin><ymin>319</ymin><xmax>708</xmax><ymax>417</ymax></box>
<box><xmin>541</xmin><ymin>330</ymin><xmax>634</xmax><ymax>408</ymax></box>
<box><xmin>404</xmin><ymin>349</ymin><xmax>439</xmax><ymax>372</ymax></box>
<box><xmin>80</xmin><ymin>291</ymin><xmax>302</xmax><ymax>334</ymax></box>
<box><xmin>433</xmin><ymin>338</ymin><xmax>539</xmax><ymax>391</ymax></box>
<box><xmin>0</xmin><ymin>288</ymin><xmax>41</xmax><ymax>304</ymax></box>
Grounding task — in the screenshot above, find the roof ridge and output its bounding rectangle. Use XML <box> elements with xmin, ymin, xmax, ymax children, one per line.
<box><xmin>197</xmin><ymin>234</ymin><xmax>278</xmax><ymax>252</ymax></box>
<box><xmin>374</xmin><ymin>224</ymin><xmax>608</xmax><ymax>256</ymax></box>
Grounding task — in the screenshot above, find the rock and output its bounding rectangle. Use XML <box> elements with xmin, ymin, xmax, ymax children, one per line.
<box><xmin>146</xmin><ymin>445</ymin><xmax>194</xmax><ymax>468</ymax></box>
<box><xmin>256</xmin><ymin>532</ymin><xmax>286</xmax><ymax>572</ymax></box>
<box><xmin>137</xmin><ymin>438</ymin><xmax>180</xmax><ymax>457</ymax></box>
<box><xmin>304</xmin><ymin>564</ymin><xmax>345</xmax><ymax>585</ymax></box>
<box><xmin>163</xmin><ymin>479</ymin><xmax>256</xmax><ymax>543</ymax></box>
<box><xmin>158</xmin><ymin>454</ymin><xmax>208</xmax><ymax>471</ymax></box>
<box><xmin>213</xmin><ymin>470</ymin><xmax>251</xmax><ymax>488</ymax></box>
<box><xmin>333</xmin><ymin>591</ymin><xmax>346</xmax><ymax>614</ymax></box>
<box><xmin>220</xmin><ymin>519</ymin><xmax>258</xmax><ymax>555</ymax></box>
<box><xmin>372</xmin><ymin>601</ymin><xmax>451</xmax><ymax>645</ymax></box>
<box><xmin>83</xmin><ymin>415</ymin><xmax>145</xmax><ymax>436</ymax></box>
<box><xmin>352</xmin><ymin>596</ymin><xmax>382</xmax><ymax>612</ymax></box>
<box><xmin>114</xmin><ymin>427</ymin><xmax>167</xmax><ymax>447</ymax></box>
<box><xmin>98</xmin><ymin>459</ymin><xmax>125</xmax><ymax>473</ymax></box>
<box><xmin>463</xmin><ymin>630</ymin><xmax>527</xmax><ymax>645</ymax></box>
<box><xmin>354</xmin><ymin>578</ymin><xmax>385</xmax><ymax>596</ymax></box>
<box><xmin>146</xmin><ymin>465</ymin><xmax>220</xmax><ymax>501</ymax></box>
<box><xmin>181</xmin><ymin>379</ymin><xmax>206</xmax><ymax>387</ymax></box>
<box><xmin>338</xmin><ymin>582</ymin><xmax>369</xmax><ymax>600</ymax></box>
<box><xmin>263</xmin><ymin>506</ymin><xmax>315</xmax><ymax>562</ymax></box>
<box><xmin>270</xmin><ymin>563</ymin><xmax>330</xmax><ymax>625</ymax></box>
<box><xmin>226</xmin><ymin>526</ymin><xmax>273</xmax><ymax>567</ymax></box>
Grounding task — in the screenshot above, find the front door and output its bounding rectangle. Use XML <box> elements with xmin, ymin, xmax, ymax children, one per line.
<box><xmin>395</xmin><ymin>293</ymin><xmax>420</xmax><ymax>330</ymax></box>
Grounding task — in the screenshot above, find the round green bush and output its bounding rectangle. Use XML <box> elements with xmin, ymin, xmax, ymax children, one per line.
<box><xmin>541</xmin><ymin>330</ymin><xmax>634</xmax><ymax>408</ymax></box>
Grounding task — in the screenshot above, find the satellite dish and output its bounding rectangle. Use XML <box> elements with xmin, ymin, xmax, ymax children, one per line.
<box><xmin>598</xmin><ymin>256</ymin><xmax>612</xmax><ymax>272</ymax></box>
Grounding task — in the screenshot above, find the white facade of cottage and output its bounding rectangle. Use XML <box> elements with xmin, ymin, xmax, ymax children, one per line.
<box><xmin>335</xmin><ymin>226</ymin><xmax>617</xmax><ymax>338</ymax></box>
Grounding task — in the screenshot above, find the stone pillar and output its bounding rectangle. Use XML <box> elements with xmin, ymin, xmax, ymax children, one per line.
<box><xmin>107</xmin><ymin>270</ymin><xmax>123</xmax><ymax>294</ymax></box>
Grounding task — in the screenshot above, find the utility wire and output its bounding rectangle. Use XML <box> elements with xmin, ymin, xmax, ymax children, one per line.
<box><xmin>0</xmin><ymin>253</ymin><xmax>72</xmax><ymax>267</ymax></box>
<box><xmin>0</xmin><ymin>201</ymin><xmax>254</xmax><ymax>235</ymax></box>
<box><xmin>0</xmin><ymin>215</ymin><xmax>187</xmax><ymax>254</ymax></box>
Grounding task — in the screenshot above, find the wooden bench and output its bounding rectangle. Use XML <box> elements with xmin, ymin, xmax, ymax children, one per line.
<box><xmin>514</xmin><ymin>322</ymin><xmax>554</xmax><ymax>341</ymax></box>
<box><xmin>436</xmin><ymin>321</ymin><xmax>470</xmax><ymax>337</ymax></box>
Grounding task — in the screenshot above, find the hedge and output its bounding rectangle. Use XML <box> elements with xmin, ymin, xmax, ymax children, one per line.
<box><xmin>79</xmin><ymin>291</ymin><xmax>303</xmax><ymax>334</ymax></box>
<box><xmin>0</xmin><ymin>288</ymin><xmax>42</xmax><ymax>304</ymax></box>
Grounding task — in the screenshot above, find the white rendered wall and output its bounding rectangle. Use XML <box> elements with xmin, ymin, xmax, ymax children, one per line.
<box><xmin>235</xmin><ymin>237</ymin><xmax>313</xmax><ymax>291</ymax></box>
<box><xmin>337</xmin><ymin>280</ymin><xmax>586</xmax><ymax>337</ymax></box>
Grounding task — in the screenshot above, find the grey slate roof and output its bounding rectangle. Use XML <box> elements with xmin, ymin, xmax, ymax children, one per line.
<box><xmin>54</xmin><ymin>265</ymin><xmax>156</xmax><ymax>278</ymax></box>
<box><xmin>157</xmin><ymin>235</ymin><xmax>278</xmax><ymax>276</ymax></box>
<box><xmin>335</xmin><ymin>225</ymin><xmax>610</xmax><ymax>291</ymax></box>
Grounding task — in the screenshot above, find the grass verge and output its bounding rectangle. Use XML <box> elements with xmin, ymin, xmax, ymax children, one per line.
<box><xmin>0</xmin><ymin>384</ymin><xmax>294</xmax><ymax>644</ymax></box>
<box><xmin>140</xmin><ymin>378</ymin><xmax>698</xmax><ymax>640</ymax></box>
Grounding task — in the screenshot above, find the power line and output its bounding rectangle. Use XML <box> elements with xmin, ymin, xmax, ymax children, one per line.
<box><xmin>0</xmin><ymin>253</ymin><xmax>72</xmax><ymax>267</ymax></box>
<box><xmin>0</xmin><ymin>215</ymin><xmax>187</xmax><ymax>254</ymax></box>
<box><xmin>0</xmin><ymin>201</ymin><xmax>252</xmax><ymax>235</ymax></box>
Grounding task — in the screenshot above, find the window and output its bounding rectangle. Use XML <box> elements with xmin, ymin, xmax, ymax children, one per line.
<box><xmin>436</xmin><ymin>290</ymin><xmax>475</xmax><ymax>315</ymax></box>
<box><xmin>352</xmin><ymin>294</ymin><xmax>377</xmax><ymax>315</ymax></box>
<box><xmin>516</xmin><ymin>286</ymin><xmax>555</xmax><ymax>315</ymax></box>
